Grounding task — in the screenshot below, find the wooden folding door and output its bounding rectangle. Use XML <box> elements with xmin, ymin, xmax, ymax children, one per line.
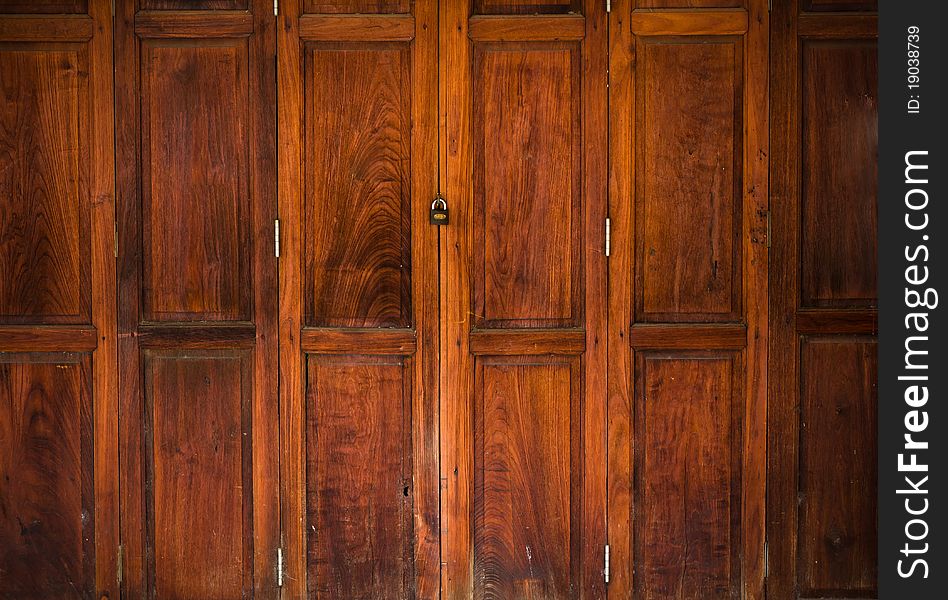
<box><xmin>0</xmin><ymin>0</ymin><xmax>117</xmax><ymax>597</ymax></box>
<box><xmin>768</xmin><ymin>0</ymin><xmax>879</xmax><ymax>597</ymax></box>
<box><xmin>115</xmin><ymin>0</ymin><xmax>279</xmax><ymax>597</ymax></box>
<box><xmin>607</xmin><ymin>0</ymin><xmax>769</xmax><ymax>598</ymax></box>
<box><xmin>439</xmin><ymin>1</ymin><xmax>609</xmax><ymax>598</ymax></box>
<box><xmin>277</xmin><ymin>0</ymin><xmax>440</xmax><ymax>598</ymax></box>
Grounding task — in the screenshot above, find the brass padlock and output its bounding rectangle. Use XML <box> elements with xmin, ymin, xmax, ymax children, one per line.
<box><xmin>430</xmin><ymin>196</ymin><xmax>449</xmax><ymax>225</ymax></box>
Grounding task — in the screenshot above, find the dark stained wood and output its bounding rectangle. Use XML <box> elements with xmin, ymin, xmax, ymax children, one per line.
<box><xmin>474</xmin><ymin>356</ymin><xmax>579</xmax><ymax>599</ymax></box>
<box><xmin>798</xmin><ymin>338</ymin><xmax>877</xmax><ymax>597</ymax></box>
<box><xmin>636</xmin><ymin>38</ymin><xmax>742</xmax><ymax>322</ymax></box>
<box><xmin>768</xmin><ymin>0</ymin><xmax>878</xmax><ymax>597</ymax></box>
<box><xmin>0</xmin><ymin>46</ymin><xmax>88</xmax><ymax>323</ymax></box>
<box><xmin>630</xmin><ymin>9</ymin><xmax>747</xmax><ymax>36</ymax></box>
<box><xmin>638</xmin><ymin>0</ymin><xmax>740</xmax><ymax>7</ymax></box>
<box><xmin>441</xmin><ymin>0</ymin><xmax>608</xmax><ymax>596</ymax></box>
<box><xmin>305</xmin><ymin>42</ymin><xmax>412</xmax><ymax>328</ymax></box>
<box><xmin>0</xmin><ymin>355</ymin><xmax>94</xmax><ymax>599</ymax></box>
<box><xmin>0</xmin><ymin>0</ymin><xmax>87</xmax><ymax>13</ymax></box>
<box><xmin>803</xmin><ymin>0</ymin><xmax>877</xmax><ymax>12</ymax></box>
<box><xmin>468</xmin><ymin>15</ymin><xmax>586</xmax><ymax>41</ymax></box>
<box><xmin>472</xmin><ymin>42</ymin><xmax>582</xmax><ymax>328</ymax></box>
<box><xmin>0</xmin><ymin>16</ymin><xmax>93</xmax><ymax>40</ymax></box>
<box><xmin>146</xmin><ymin>351</ymin><xmax>251</xmax><ymax>599</ymax></box>
<box><xmin>0</xmin><ymin>326</ymin><xmax>98</xmax><ymax>352</ymax></box>
<box><xmin>298</xmin><ymin>14</ymin><xmax>415</xmax><ymax>41</ymax></box>
<box><xmin>280</xmin><ymin>0</ymin><xmax>440</xmax><ymax>597</ymax></box>
<box><xmin>134</xmin><ymin>11</ymin><xmax>254</xmax><ymax>37</ymax></box>
<box><xmin>306</xmin><ymin>355</ymin><xmax>413</xmax><ymax>599</ymax></box>
<box><xmin>141</xmin><ymin>0</ymin><xmax>247</xmax><ymax>9</ymax></box>
<box><xmin>116</xmin><ymin>0</ymin><xmax>279</xmax><ymax>597</ymax></box>
<box><xmin>475</xmin><ymin>0</ymin><xmax>578</xmax><ymax>15</ymax></box>
<box><xmin>800</xmin><ymin>40</ymin><xmax>878</xmax><ymax>308</ymax></box>
<box><xmin>141</xmin><ymin>39</ymin><xmax>251</xmax><ymax>322</ymax></box>
<box><xmin>305</xmin><ymin>0</ymin><xmax>408</xmax><ymax>14</ymax></box>
<box><xmin>629</xmin><ymin>323</ymin><xmax>746</xmax><ymax>350</ymax></box>
<box><xmin>636</xmin><ymin>354</ymin><xmax>741</xmax><ymax>600</ymax></box>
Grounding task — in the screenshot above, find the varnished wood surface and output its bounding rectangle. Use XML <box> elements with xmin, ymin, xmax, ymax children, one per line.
<box><xmin>630</xmin><ymin>9</ymin><xmax>747</xmax><ymax>36</ymax></box>
<box><xmin>468</xmin><ymin>15</ymin><xmax>586</xmax><ymax>41</ymax></box>
<box><xmin>298</xmin><ymin>14</ymin><xmax>415</xmax><ymax>41</ymax></box>
<box><xmin>0</xmin><ymin>15</ymin><xmax>93</xmax><ymax>40</ymax></box>
<box><xmin>134</xmin><ymin>11</ymin><xmax>254</xmax><ymax>38</ymax></box>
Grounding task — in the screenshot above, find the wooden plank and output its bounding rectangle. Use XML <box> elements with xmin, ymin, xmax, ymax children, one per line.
<box><xmin>796</xmin><ymin>309</ymin><xmax>878</xmax><ymax>335</ymax></box>
<box><xmin>0</xmin><ymin>326</ymin><xmax>97</xmax><ymax>352</ymax></box>
<box><xmin>630</xmin><ymin>9</ymin><xmax>748</xmax><ymax>36</ymax></box>
<box><xmin>607</xmin><ymin>0</ymin><xmax>634</xmax><ymax>595</ymax></box>
<box><xmin>300</xmin><ymin>328</ymin><xmax>417</xmax><ymax>354</ymax></box>
<box><xmin>469</xmin><ymin>328</ymin><xmax>585</xmax><ymax>355</ymax></box>
<box><xmin>137</xmin><ymin>324</ymin><xmax>258</xmax><ymax>348</ymax></box>
<box><xmin>134</xmin><ymin>11</ymin><xmax>254</xmax><ymax>38</ymax></box>
<box><xmin>629</xmin><ymin>324</ymin><xmax>746</xmax><ymax>350</ymax></box>
<box><xmin>798</xmin><ymin>14</ymin><xmax>878</xmax><ymax>38</ymax></box>
<box><xmin>298</xmin><ymin>14</ymin><xmax>415</xmax><ymax>41</ymax></box>
<box><xmin>0</xmin><ymin>15</ymin><xmax>93</xmax><ymax>41</ymax></box>
<box><xmin>468</xmin><ymin>15</ymin><xmax>585</xmax><ymax>41</ymax></box>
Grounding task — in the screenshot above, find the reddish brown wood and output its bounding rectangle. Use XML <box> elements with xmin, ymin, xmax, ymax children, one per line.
<box><xmin>629</xmin><ymin>324</ymin><xmax>746</xmax><ymax>350</ymax></box>
<box><xmin>306</xmin><ymin>355</ymin><xmax>413</xmax><ymax>599</ymax></box>
<box><xmin>305</xmin><ymin>0</ymin><xmax>408</xmax><ymax>14</ymax></box>
<box><xmin>475</xmin><ymin>0</ymin><xmax>578</xmax><ymax>15</ymax></box>
<box><xmin>134</xmin><ymin>11</ymin><xmax>254</xmax><ymax>37</ymax></box>
<box><xmin>298</xmin><ymin>14</ymin><xmax>415</xmax><ymax>41</ymax></box>
<box><xmin>637</xmin><ymin>0</ymin><xmax>740</xmax><ymax>7</ymax></box>
<box><xmin>0</xmin><ymin>326</ymin><xmax>98</xmax><ymax>352</ymax></box>
<box><xmin>630</xmin><ymin>9</ymin><xmax>747</xmax><ymax>36</ymax></box>
<box><xmin>0</xmin><ymin>0</ymin><xmax>87</xmax><ymax>13</ymax></box>
<box><xmin>469</xmin><ymin>328</ymin><xmax>585</xmax><ymax>355</ymax></box>
<box><xmin>803</xmin><ymin>0</ymin><xmax>877</xmax><ymax>12</ymax></box>
<box><xmin>799</xmin><ymin>338</ymin><xmax>877</xmax><ymax>597</ymax></box>
<box><xmin>468</xmin><ymin>15</ymin><xmax>586</xmax><ymax>41</ymax></box>
<box><xmin>141</xmin><ymin>0</ymin><xmax>246</xmax><ymax>9</ymax></box>
<box><xmin>0</xmin><ymin>355</ymin><xmax>94</xmax><ymax>598</ymax></box>
<box><xmin>0</xmin><ymin>15</ymin><xmax>93</xmax><ymax>40</ymax></box>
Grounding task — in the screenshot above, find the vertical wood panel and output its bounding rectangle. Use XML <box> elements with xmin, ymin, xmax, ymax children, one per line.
<box><xmin>473</xmin><ymin>43</ymin><xmax>582</xmax><ymax>328</ymax></box>
<box><xmin>304</xmin><ymin>43</ymin><xmax>412</xmax><ymax>328</ymax></box>
<box><xmin>800</xmin><ymin>40</ymin><xmax>878</xmax><ymax>308</ymax></box>
<box><xmin>141</xmin><ymin>39</ymin><xmax>251</xmax><ymax>322</ymax></box>
<box><xmin>636</xmin><ymin>355</ymin><xmax>741</xmax><ymax>600</ymax></box>
<box><xmin>637</xmin><ymin>39</ymin><xmax>742</xmax><ymax>322</ymax></box>
<box><xmin>306</xmin><ymin>356</ymin><xmax>413</xmax><ymax>599</ymax></box>
<box><xmin>146</xmin><ymin>352</ymin><xmax>251</xmax><ymax>599</ymax></box>
<box><xmin>0</xmin><ymin>45</ymin><xmax>88</xmax><ymax>322</ymax></box>
<box><xmin>0</xmin><ymin>355</ymin><xmax>93</xmax><ymax>599</ymax></box>
<box><xmin>799</xmin><ymin>338</ymin><xmax>877</xmax><ymax>596</ymax></box>
<box><xmin>474</xmin><ymin>357</ymin><xmax>579</xmax><ymax>599</ymax></box>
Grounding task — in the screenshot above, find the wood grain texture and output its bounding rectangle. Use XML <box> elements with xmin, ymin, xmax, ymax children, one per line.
<box><xmin>473</xmin><ymin>43</ymin><xmax>581</xmax><ymax>328</ymax></box>
<box><xmin>630</xmin><ymin>10</ymin><xmax>747</xmax><ymax>36</ymax></box>
<box><xmin>468</xmin><ymin>15</ymin><xmax>586</xmax><ymax>41</ymax></box>
<box><xmin>0</xmin><ymin>0</ymin><xmax>86</xmax><ymax>13</ymax></box>
<box><xmin>0</xmin><ymin>326</ymin><xmax>97</xmax><ymax>352</ymax></box>
<box><xmin>306</xmin><ymin>356</ymin><xmax>413</xmax><ymax>599</ymax></box>
<box><xmin>636</xmin><ymin>354</ymin><xmax>741</xmax><ymax>600</ymax></box>
<box><xmin>0</xmin><ymin>355</ymin><xmax>93</xmax><ymax>599</ymax></box>
<box><xmin>140</xmin><ymin>0</ymin><xmax>247</xmax><ymax>9</ymax></box>
<box><xmin>799</xmin><ymin>338</ymin><xmax>877</xmax><ymax>597</ymax></box>
<box><xmin>801</xmin><ymin>40</ymin><xmax>878</xmax><ymax>308</ymax></box>
<box><xmin>637</xmin><ymin>0</ymin><xmax>740</xmax><ymax>7</ymax></box>
<box><xmin>141</xmin><ymin>39</ymin><xmax>250</xmax><ymax>322</ymax></box>
<box><xmin>803</xmin><ymin>0</ymin><xmax>877</xmax><ymax>12</ymax></box>
<box><xmin>146</xmin><ymin>351</ymin><xmax>251</xmax><ymax>600</ymax></box>
<box><xmin>133</xmin><ymin>12</ymin><xmax>254</xmax><ymax>38</ymax></box>
<box><xmin>637</xmin><ymin>38</ymin><xmax>742</xmax><ymax>322</ymax></box>
<box><xmin>304</xmin><ymin>0</ymin><xmax>408</xmax><ymax>14</ymax></box>
<box><xmin>298</xmin><ymin>15</ymin><xmax>415</xmax><ymax>41</ymax></box>
<box><xmin>0</xmin><ymin>45</ymin><xmax>88</xmax><ymax>322</ymax></box>
<box><xmin>0</xmin><ymin>16</ymin><xmax>93</xmax><ymax>41</ymax></box>
<box><xmin>475</xmin><ymin>0</ymin><xmax>578</xmax><ymax>15</ymax></box>
<box><xmin>474</xmin><ymin>357</ymin><xmax>579</xmax><ymax>600</ymax></box>
<box><xmin>304</xmin><ymin>43</ymin><xmax>412</xmax><ymax>328</ymax></box>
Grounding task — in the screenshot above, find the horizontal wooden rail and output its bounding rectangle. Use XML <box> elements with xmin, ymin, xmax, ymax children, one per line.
<box><xmin>470</xmin><ymin>328</ymin><xmax>585</xmax><ymax>355</ymax></box>
<box><xmin>136</xmin><ymin>323</ymin><xmax>257</xmax><ymax>348</ymax></box>
<box><xmin>301</xmin><ymin>327</ymin><xmax>417</xmax><ymax>354</ymax></box>
<box><xmin>798</xmin><ymin>14</ymin><xmax>878</xmax><ymax>38</ymax></box>
<box><xmin>0</xmin><ymin>15</ymin><xmax>93</xmax><ymax>41</ymax></box>
<box><xmin>135</xmin><ymin>11</ymin><xmax>254</xmax><ymax>38</ymax></box>
<box><xmin>631</xmin><ymin>9</ymin><xmax>747</xmax><ymax>36</ymax></box>
<box><xmin>299</xmin><ymin>14</ymin><xmax>415</xmax><ymax>42</ymax></box>
<box><xmin>796</xmin><ymin>309</ymin><xmax>878</xmax><ymax>335</ymax></box>
<box><xmin>469</xmin><ymin>15</ymin><xmax>585</xmax><ymax>42</ymax></box>
<box><xmin>629</xmin><ymin>323</ymin><xmax>746</xmax><ymax>350</ymax></box>
<box><xmin>0</xmin><ymin>326</ymin><xmax>98</xmax><ymax>352</ymax></box>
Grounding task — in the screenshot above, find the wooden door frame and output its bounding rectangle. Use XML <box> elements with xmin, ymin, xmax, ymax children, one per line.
<box><xmin>606</xmin><ymin>0</ymin><xmax>769</xmax><ymax>597</ymax></box>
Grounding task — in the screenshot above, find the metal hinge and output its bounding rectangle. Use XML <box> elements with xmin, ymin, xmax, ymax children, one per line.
<box><xmin>274</xmin><ymin>219</ymin><xmax>280</xmax><ymax>258</ymax></box>
<box><xmin>111</xmin><ymin>0</ymin><xmax>114</xmax><ymax>17</ymax></box>
<box><xmin>274</xmin><ymin>0</ymin><xmax>278</xmax><ymax>16</ymax></box>
<box><xmin>117</xmin><ymin>545</ymin><xmax>124</xmax><ymax>585</ymax></box>
<box><xmin>114</xmin><ymin>220</ymin><xmax>118</xmax><ymax>258</ymax></box>
<box><xmin>768</xmin><ymin>0</ymin><xmax>772</xmax><ymax>11</ymax></box>
<box><xmin>606</xmin><ymin>0</ymin><xmax>611</xmax><ymax>12</ymax></box>
<box><xmin>764</xmin><ymin>541</ymin><xmax>769</xmax><ymax>578</ymax></box>
<box><xmin>605</xmin><ymin>218</ymin><xmax>611</xmax><ymax>257</ymax></box>
<box><xmin>276</xmin><ymin>547</ymin><xmax>285</xmax><ymax>587</ymax></box>
<box><xmin>604</xmin><ymin>544</ymin><xmax>610</xmax><ymax>584</ymax></box>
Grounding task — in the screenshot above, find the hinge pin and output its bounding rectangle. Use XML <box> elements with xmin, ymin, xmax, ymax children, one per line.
<box><xmin>604</xmin><ymin>544</ymin><xmax>610</xmax><ymax>583</ymax></box>
<box><xmin>274</xmin><ymin>219</ymin><xmax>280</xmax><ymax>258</ymax></box>
<box><xmin>605</xmin><ymin>218</ymin><xmax>611</xmax><ymax>257</ymax></box>
<box><xmin>277</xmin><ymin>547</ymin><xmax>285</xmax><ymax>587</ymax></box>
